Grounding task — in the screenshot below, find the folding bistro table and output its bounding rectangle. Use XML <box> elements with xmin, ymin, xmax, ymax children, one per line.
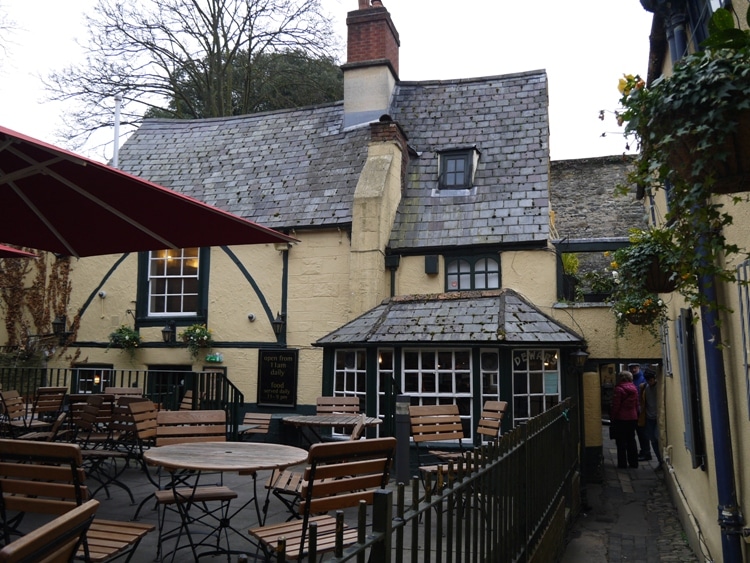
<box><xmin>142</xmin><ymin>441</ymin><xmax>307</xmax><ymax>560</ymax></box>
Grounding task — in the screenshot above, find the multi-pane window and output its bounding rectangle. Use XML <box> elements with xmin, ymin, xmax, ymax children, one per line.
<box><xmin>402</xmin><ymin>349</ymin><xmax>472</xmax><ymax>440</ymax></box>
<box><xmin>480</xmin><ymin>350</ymin><xmax>501</xmax><ymax>403</ymax></box>
<box><xmin>148</xmin><ymin>248</ymin><xmax>200</xmax><ymax>316</ymax></box>
<box><xmin>446</xmin><ymin>256</ymin><xmax>500</xmax><ymax>291</ymax></box>
<box><xmin>332</xmin><ymin>350</ymin><xmax>367</xmax><ymax>437</ymax></box>
<box><xmin>512</xmin><ymin>349</ymin><xmax>560</xmax><ymax>425</ymax></box>
<box><xmin>439</xmin><ymin>151</ymin><xmax>472</xmax><ymax>189</ymax></box>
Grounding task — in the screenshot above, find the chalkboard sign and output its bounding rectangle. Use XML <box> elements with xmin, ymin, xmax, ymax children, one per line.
<box><xmin>257</xmin><ymin>349</ymin><xmax>298</xmax><ymax>408</ymax></box>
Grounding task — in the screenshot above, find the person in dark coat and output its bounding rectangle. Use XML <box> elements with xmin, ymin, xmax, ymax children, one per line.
<box><xmin>611</xmin><ymin>370</ymin><xmax>640</xmax><ymax>469</ymax></box>
<box><xmin>628</xmin><ymin>362</ymin><xmax>650</xmax><ymax>459</ymax></box>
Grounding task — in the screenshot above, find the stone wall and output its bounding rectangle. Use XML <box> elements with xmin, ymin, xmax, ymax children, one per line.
<box><xmin>550</xmin><ymin>155</ymin><xmax>647</xmax><ymax>240</ymax></box>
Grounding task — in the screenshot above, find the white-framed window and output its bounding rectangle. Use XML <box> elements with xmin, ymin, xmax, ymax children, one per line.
<box><xmin>512</xmin><ymin>349</ymin><xmax>560</xmax><ymax>425</ymax></box>
<box><xmin>332</xmin><ymin>349</ymin><xmax>367</xmax><ymax>437</ymax></box>
<box><xmin>480</xmin><ymin>349</ymin><xmax>501</xmax><ymax>403</ymax></box>
<box><xmin>401</xmin><ymin>348</ymin><xmax>473</xmax><ymax>440</ymax></box>
<box><xmin>739</xmin><ymin>260</ymin><xmax>750</xmax><ymax>415</ymax></box>
<box><xmin>148</xmin><ymin>248</ymin><xmax>200</xmax><ymax>316</ymax></box>
<box><xmin>446</xmin><ymin>256</ymin><xmax>500</xmax><ymax>291</ymax></box>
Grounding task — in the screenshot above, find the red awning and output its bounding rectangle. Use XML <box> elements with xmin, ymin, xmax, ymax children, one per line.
<box><xmin>0</xmin><ymin>126</ymin><xmax>296</xmax><ymax>258</ymax></box>
<box><xmin>0</xmin><ymin>244</ymin><xmax>36</xmax><ymax>258</ymax></box>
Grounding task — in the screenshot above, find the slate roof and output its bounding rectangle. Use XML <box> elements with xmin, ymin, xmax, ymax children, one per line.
<box><xmin>389</xmin><ymin>72</ymin><xmax>550</xmax><ymax>251</ymax></box>
<box><xmin>116</xmin><ymin>70</ymin><xmax>550</xmax><ymax>251</ymax></box>
<box><xmin>315</xmin><ymin>289</ymin><xmax>583</xmax><ymax>346</ymax></box>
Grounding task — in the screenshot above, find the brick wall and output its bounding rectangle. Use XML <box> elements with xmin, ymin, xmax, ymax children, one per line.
<box><xmin>346</xmin><ymin>5</ymin><xmax>400</xmax><ymax>75</ymax></box>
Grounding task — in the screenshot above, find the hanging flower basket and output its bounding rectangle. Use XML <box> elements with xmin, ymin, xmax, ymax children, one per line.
<box><xmin>625</xmin><ymin>311</ymin><xmax>659</xmax><ymax>325</ymax></box>
<box><xmin>179</xmin><ymin>323</ymin><xmax>214</xmax><ymax>359</ymax></box>
<box><xmin>665</xmin><ymin>110</ymin><xmax>750</xmax><ymax>195</ymax></box>
<box><xmin>643</xmin><ymin>255</ymin><xmax>678</xmax><ymax>294</ymax></box>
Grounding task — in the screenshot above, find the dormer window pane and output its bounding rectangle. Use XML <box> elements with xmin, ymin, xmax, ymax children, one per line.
<box><xmin>440</xmin><ymin>151</ymin><xmax>472</xmax><ymax>189</ymax></box>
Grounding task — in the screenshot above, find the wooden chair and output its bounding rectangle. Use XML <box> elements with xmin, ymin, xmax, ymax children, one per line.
<box><xmin>264</xmin><ymin>414</ymin><xmax>368</xmax><ymax>522</ymax></box>
<box><xmin>31</xmin><ymin>387</ymin><xmax>68</xmax><ymax>424</ymax></box>
<box><xmin>0</xmin><ymin>499</ymin><xmax>99</xmax><ymax>563</ymax></box>
<box><xmin>178</xmin><ymin>390</ymin><xmax>195</xmax><ymax>410</ymax></box>
<box><xmin>409</xmin><ymin>404</ymin><xmax>467</xmax><ymax>477</ymax></box>
<box><xmin>71</xmin><ymin>397</ymin><xmax>133</xmax><ymax>503</ymax></box>
<box><xmin>102</xmin><ymin>387</ymin><xmax>143</xmax><ymax>401</ymax></box>
<box><xmin>0</xmin><ymin>391</ymin><xmax>27</xmax><ymax>438</ymax></box>
<box><xmin>15</xmin><ymin>411</ymin><xmax>69</xmax><ymax>442</ymax></box>
<box><xmin>142</xmin><ymin>409</ymin><xmax>236</xmax><ymax>559</ymax></box>
<box><xmin>0</xmin><ymin>439</ymin><xmax>153</xmax><ymax>562</ymax></box>
<box><xmin>238</xmin><ymin>412</ymin><xmax>273</xmax><ymax>441</ymax></box>
<box><xmin>249</xmin><ymin>437</ymin><xmax>396</xmax><ymax>560</ymax></box>
<box><xmin>476</xmin><ymin>400</ymin><xmax>508</xmax><ymax>445</ymax></box>
<box><xmin>315</xmin><ymin>396</ymin><xmax>361</xmax><ymax>414</ymax></box>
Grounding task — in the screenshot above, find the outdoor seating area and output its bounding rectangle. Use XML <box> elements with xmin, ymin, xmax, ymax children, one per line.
<box><xmin>0</xmin><ymin>388</ymin><xmax>576</xmax><ymax>561</ymax></box>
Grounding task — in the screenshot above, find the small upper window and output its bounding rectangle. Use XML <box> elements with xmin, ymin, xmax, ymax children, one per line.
<box><xmin>446</xmin><ymin>256</ymin><xmax>500</xmax><ymax>291</ymax></box>
<box><xmin>438</xmin><ymin>148</ymin><xmax>479</xmax><ymax>190</ymax></box>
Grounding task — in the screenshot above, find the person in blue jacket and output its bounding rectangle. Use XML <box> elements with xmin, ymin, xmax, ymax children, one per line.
<box><xmin>628</xmin><ymin>363</ymin><xmax>650</xmax><ymax>460</ymax></box>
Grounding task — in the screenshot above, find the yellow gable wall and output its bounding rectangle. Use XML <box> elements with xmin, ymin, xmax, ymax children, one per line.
<box><xmin>41</xmin><ymin>232</ymin><xmax>358</xmax><ymax>406</ymax></box>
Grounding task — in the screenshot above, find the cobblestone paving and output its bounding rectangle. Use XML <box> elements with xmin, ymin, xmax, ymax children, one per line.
<box><xmin>562</xmin><ymin>428</ymin><xmax>699</xmax><ymax>563</ymax></box>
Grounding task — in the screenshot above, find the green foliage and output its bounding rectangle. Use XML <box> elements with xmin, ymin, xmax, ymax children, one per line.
<box><xmin>614</xmin><ymin>5</ymin><xmax>750</xmax><ymax>313</ymax></box>
<box><xmin>561</xmin><ymin>253</ymin><xmax>579</xmax><ymax>275</ymax></box>
<box><xmin>179</xmin><ymin>323</ymin><xmax>213</xmax><ymax>359</ymax></box>
<box><xmin>144</xmin><ymin>49</ymin><xmax>343</xmax><ymax>119</ymax></box>
<box><xmin>108</xmin><ymin>325</ymin><xmax>141</xmax><ymax>359</ymax></box>
<box><xmin>581</xmin><ymin>268</ymin><xmax>616</xmax><ymax>294</ymax></box>
<box><xmin>609</xmin><ymin>228</ymin><xmax>679</xmax><ymax>338</ymax></box>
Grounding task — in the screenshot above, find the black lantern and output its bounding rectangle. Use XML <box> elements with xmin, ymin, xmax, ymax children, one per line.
<box><xmin>51</xmin><ymin>315</ymin><xmax>71</xmax><ymax>346</ymax></box>
<box><xmin>161</xmin><ymin>320</ymin><xmax>176</xmax><ymax>343</ymax></box>
<box><xmin>271</xmin><ymin>312</ymin><xmax>286</xmax><ymax>336</ymax></box>
<box><xmin>570</xmin><ymin>348</ymin><xmax>589</xmax><ymax>369</ymax></box>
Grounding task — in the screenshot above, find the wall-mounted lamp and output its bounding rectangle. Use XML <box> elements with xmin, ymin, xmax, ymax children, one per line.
<box><xmin>271</xmin><ymin>312</ymin><xmax>286</xmax><ymax>336</ymax></box>
<box><xmin>161</xmin><ymin>320</ymin><xmax>176</xmax><ymax>344</ymax></box>
<box><xmin>93</xmin><ymin>375</ymin><xmax>101</xmax><ymax>385</ymax></box>
<box><xmin>51</xmin><ymin>315</ymin><xmax>72</xmax><ymax>346</ymax></box>
<box><xmin>570</xmin><ymin>348</ymin><xmax>590</xmax><ymax>369</ymax></box>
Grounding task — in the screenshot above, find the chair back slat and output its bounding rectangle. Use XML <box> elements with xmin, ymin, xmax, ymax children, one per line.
<box><xmin>315</xmin><ymin>396</ymin><xmax>361</xmax><ymax>414</ymax></box>
<box><xmin>409</xmin><ymin>404</ymin><xmax>465</xmax><ymax>443</ymax></box>
<box><xmin>155</xmin><ymin>410</ymin><xmax>226</xmax><ymax>446</ymax></box>
<box><xmin>0</xmin><ymin>499</ymin><xmax>98</xmax><ymax>563</ymax></box>
<box><xmin>103</xmin><ymin>387</ymin><xmax>143</xmax><ymax>400</ymax></box>
<box><xmin>476</xmin><ymin>400</ymin><xmax>508</xmax><ymax>443</ymax></box>
<box><xmin>299</xmin><ymin>437</ymin><xmax>395</xmax><ymax>516</ymax></box>
<box><xmin>0</xmin><ymin>440</ymin><xmax>89</xmax><ymax>522</ymax></box>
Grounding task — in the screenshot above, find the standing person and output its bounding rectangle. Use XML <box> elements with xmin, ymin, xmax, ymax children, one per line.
<box><xmin>641</xmin><ymin>369</ymin><xmax>664</xmax><ymax>468</ymax></box>
<box><xmin>611</xmin><ymin>371</ymin><xmax>640</xmax><ymax>469</ymax></box>
<box><xmin>628</xmin><ymin>362</ymin><xmax>650</xmax><ymax>459</ymax></box>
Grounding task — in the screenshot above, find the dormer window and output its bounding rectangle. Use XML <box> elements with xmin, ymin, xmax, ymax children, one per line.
<box><xmin>438</xmin><ymin>148</ymin><xmax>480</xmax><ymax>190</ymax></box>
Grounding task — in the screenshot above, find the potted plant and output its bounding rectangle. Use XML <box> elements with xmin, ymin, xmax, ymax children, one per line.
<box><xmin>610</xmin><ymin>227</ymin><xmax>680</xmax><ymax>294</ymax></box>
<box><xmin>581</xmin><ymin>268</ymin><xmax>616</xmax><ymax>302</ymax></box>
<box><xmin>612</xmin><ymin>289</ymin><xmax>668</xmax><ymax>339</ymax></box>
<box><xmin>108</xmin><ymin>325</ymin><xmax>142</xmax><ymax>359</ymax></box>
<box><xmin>560</xmin><ymin>253</ymin><xmax>580</xmax><ymax>301</ymax></box>
<box><xmin>613</xmin><ymin>5</ymin><xmax>750</xmax><ymax>312</ymax></box>
<box><xmin>179</xmin><ymin>323</ymin><xmax>214</xmax><ymax>359</ymax></box>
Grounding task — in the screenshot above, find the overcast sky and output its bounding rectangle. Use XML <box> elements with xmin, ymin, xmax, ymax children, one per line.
<box><xmin>0</xmin><ymin>0</ymin><xmax>654</xmax><ymax>163</ymax></box>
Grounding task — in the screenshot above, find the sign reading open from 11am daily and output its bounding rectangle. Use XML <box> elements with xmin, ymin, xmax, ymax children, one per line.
<box><xmin>257</xmin><ymin>349</ymin><xmax>298</xmax><ymax>407</ymax></box>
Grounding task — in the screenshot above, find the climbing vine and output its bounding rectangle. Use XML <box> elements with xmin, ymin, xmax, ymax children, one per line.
<box><xmin>0</xmin><ymin>250</ymin><xmax>75</xmax><ymax>363</ymax></box>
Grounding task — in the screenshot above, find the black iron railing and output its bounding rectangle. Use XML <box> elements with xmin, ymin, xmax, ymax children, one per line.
<box><xmin>0</xmin><ymin>367</ymin><xmax>245</xmax><ymax>438</ymax></box>
<box><xmin>273</xmin><ymin>399</ymin><xmax>578</xmax><ymax>562</ymax></box>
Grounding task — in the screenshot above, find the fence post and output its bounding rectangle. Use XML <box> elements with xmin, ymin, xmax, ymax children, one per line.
<box><xmin>395</xmin><ymin>395</ymin><xmax>410</xmax><ymax>484</ymax></box>
<box><xmin>370</xmin><ymin>489</ymin><xmax>393</xmax><ymax>561</ymax></box>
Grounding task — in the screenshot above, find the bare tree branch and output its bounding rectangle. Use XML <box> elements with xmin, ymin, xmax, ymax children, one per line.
<box><xmin>44</xmin><ymin>0</ymin><xmax>342</xmax><ymax>150</ymax></box>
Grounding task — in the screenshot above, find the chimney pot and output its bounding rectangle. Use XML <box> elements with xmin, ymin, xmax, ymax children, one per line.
<box><xmin>358</xmin><ymin>0</ymin><xmax>369</xmax><ymax>8</ymax></box>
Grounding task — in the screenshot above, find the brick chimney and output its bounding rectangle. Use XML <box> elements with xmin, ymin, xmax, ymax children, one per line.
<box><xmin>342</xmin><ymin>1</ymin><xmax>400</xmax><ymax>129</ymax></box>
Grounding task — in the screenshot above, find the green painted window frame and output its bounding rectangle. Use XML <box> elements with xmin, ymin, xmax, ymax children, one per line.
<box><xmin>136</xmin><ymin>247</ymin><xmax>210</xmax><ymax>327</ymax></box>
